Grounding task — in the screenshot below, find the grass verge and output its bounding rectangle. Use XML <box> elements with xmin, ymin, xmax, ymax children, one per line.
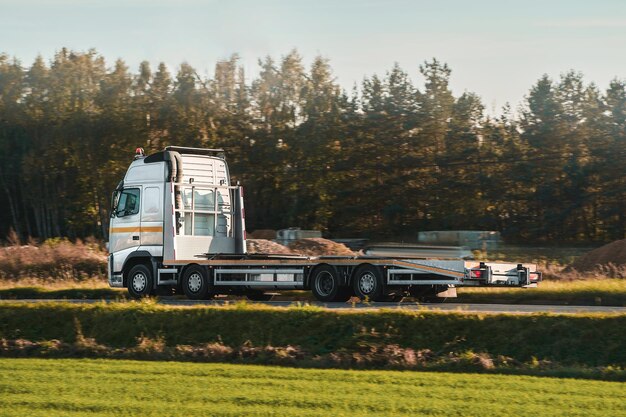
<box><xmin>456</xmin><ymin>279</ymin><xmax>626</xmax><ymax>306</ymax></box>
<box><xmin>2</xmin><ymin>279</ymin><xmax>626</xmax><ymax>308</ymax></box>
<box><xmin>0</xmin><ymin>279</ymin><xmax>126</xmax><ymax>300</ymax></box>
<box><xmin>0</xmin><ymin>286</ymin><xmax>126</xmax><ymax>300</ymax></box>
<box><xmin>0</xmin><ymin>302</ymin><xmax>624</xmax><ymax>380</ymax></box>
<box><xmin>1</xmin><ymin>358</ymin><xmax>625</xmax><ymax>417</ymax></box>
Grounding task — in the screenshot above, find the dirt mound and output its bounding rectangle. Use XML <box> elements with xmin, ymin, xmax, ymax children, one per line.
<box><xmin>247</xmin><ymin>229</ymin><xmax>276</xmax><ymax>240</ymax></box>
<box><xmin>246</xmin><ymin>239</ymin><xmax>293</xmax><ymax>255</ymax></box>
<box><xmin>287</xmin><ymin>238</ymin><xmax>355</xmax><ymax>257</ymax></box>
<box><xmin>570</xmin><ymin>239</ymin><xmax>626</xmax><ymax>272</ymax></box>
<box><xmin>247</xmin><ymin>238</ymin><xmax>354</xmax><ymax>257</ymax></box>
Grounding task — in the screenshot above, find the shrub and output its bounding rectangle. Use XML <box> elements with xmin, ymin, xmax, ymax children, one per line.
<box><xmin>0</xmin><ymin>239</ymin><xmax>106</xmax><ymax>281</ymax></box>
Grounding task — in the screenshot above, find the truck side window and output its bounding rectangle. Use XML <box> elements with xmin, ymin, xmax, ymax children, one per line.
<box><xmin>116</xmin><ymin>188</ymin><xmax>140</xmax><ymax>217</ymax></box>
<box><xmin>180</xmin><ymin>187</ymin><xmax>216</xmax><ymax>236</ymax></box>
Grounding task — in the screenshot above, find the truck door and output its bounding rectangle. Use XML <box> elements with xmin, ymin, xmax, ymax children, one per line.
<box><xmin>140</xmin><ymin>185</ymin><xmax>163</xmax><ymax>247</ymax></box>
<box><xmin>109</xmin><ymin>187</ymin><xmax>142</xmax><ymax>253</ymax></box>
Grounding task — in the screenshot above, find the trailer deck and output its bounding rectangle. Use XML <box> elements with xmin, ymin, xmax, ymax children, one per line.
<box><xmin>157</xmin><ymin>255</ymin><xmax>540</xmax><ymax>290</ymax></box>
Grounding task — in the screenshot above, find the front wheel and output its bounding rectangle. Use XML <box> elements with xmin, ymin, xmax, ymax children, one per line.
<box><xmin>182</xmin><ymin>265</ymin><xmax>214</xmax><ymax>300</ymax></box>
<box><xmin>127</xmin><ymin>264</ymin><xmax>154</xmax><ymax>298</ymax></box>
<box><xmin>352</xmin><ymin>265</ymin><xmax>384</xmax><ymax>301</ymax></box>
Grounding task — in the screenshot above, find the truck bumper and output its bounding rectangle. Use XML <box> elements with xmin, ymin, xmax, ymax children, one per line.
<box><xmin>107</xmin><ymin>254</ymin><xmax>123</xmax><ymax>287</ymax></box>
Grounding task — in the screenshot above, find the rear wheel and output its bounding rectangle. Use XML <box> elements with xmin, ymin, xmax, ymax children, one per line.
<box><xmin>182</xmin><ymin>265</ymin><xmax>214</xmax><ymax>300</ymax></box>
<box><xmin>310</xmin><ymin>265</ymin><xmax>341</xmax><ymax>302</ymax></box>
<box><xmin>353</xmin><ymin>265</ymin><xmax>384</xmax><ymax>301</ymax></box>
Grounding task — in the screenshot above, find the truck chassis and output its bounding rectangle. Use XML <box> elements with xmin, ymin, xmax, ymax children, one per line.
<box><xmin>112</xmin><ymin>252</ymin><xmax>540</xmax><ymax>302</ymax></box>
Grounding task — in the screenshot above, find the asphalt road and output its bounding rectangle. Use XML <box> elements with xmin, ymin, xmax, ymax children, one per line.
<box><xmin>0</xmin><ymin>298</ymin><xmax>624</xmax><ymax>314</ymax></box>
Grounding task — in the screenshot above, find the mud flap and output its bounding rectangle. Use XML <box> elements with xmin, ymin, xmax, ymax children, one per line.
<box><xmin>436</xmin><ymin>286</ymin><xmax>457</xmax><ymax>298</ymax></box>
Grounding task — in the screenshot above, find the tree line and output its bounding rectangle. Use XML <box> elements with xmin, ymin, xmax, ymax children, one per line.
<box><xmin>1</xmin><ymin>48</ymin><xmax>626</xmax><ymax>243</ymax></box>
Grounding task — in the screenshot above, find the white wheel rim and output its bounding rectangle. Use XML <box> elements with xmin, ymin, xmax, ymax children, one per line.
<box><xmin>188</xmin><ymin>272</ymin><xmax>202</xmax><ymax>293</ymax></box>
<box><xmin>359</xmin><ymin>273</ymin><xmax>376</xmax><ymax>294</ymax></box>
<box><xmin>132</xmin><ymin>272</ymin><xmax>147</xmax><ymax>292</ymax></box>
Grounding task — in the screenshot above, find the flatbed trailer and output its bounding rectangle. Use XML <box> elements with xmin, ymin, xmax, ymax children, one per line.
<box><xmin>107</xmin><ymin>147</ymin><xmax>541</xmax><ymax>302</ymax></box>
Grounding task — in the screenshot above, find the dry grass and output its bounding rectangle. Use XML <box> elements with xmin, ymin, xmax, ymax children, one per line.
<box><xmin>0</xmin><ymin>238</ymin><xmax>106</xmax><ymax>282</ymax></box>
<box><xmin>476</xmin><ymin>245</ymin><xmax>626</xmax><ymax>279</ymax></box>
<box><xmin>0</xmin><ymin>278</ymin><xmax>108</xmax><ymax>289</ymax></box>
<box><xmin>461</xmin><ymin>277</ymin><xmax>626</xmax><ymax>294</ymax></box>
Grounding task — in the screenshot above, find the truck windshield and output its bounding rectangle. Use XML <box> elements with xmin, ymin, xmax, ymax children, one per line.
<box><xmin>111</xmin><ymin>191</ymin><xmax>120</xmax><ymax>217</ymax></box>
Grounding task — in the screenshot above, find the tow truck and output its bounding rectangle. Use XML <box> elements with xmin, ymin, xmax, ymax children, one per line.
<box><xmin>108</xmin><ymin>147</ymin><xmax>541</xmax><ymax>301</ymax></box>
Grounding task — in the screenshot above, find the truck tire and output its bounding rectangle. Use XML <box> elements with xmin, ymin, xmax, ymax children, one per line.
<box><xmin>182</xmin><ymin>265</ymin><xmax>214</xmax><ymax>300</ymax></box>
<box><xmin>353</xmin><ymin>265</ymin><xmax>384</xmax><ymax>302</ymax></box>
<box><xmin>310</xmin><ymin>265</ymin><xmax>341</xmax><ymax>302</ymax></box>
<box><xmin>127</xmin><ymin>264</ymin><xmax>154</xmax><ymax>299</ymax></box>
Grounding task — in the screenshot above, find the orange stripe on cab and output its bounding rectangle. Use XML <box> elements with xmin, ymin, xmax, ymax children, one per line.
<box><xmin>110</xmin><ymin>226</ymin><xmax>163</xmax><ymax>233</ymax></box>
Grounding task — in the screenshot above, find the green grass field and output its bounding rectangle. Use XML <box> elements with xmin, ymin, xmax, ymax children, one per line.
<box><xmin>0</xmin><ymin>358</ymin><xmax>624</xmax><ymax>417</ymax></box>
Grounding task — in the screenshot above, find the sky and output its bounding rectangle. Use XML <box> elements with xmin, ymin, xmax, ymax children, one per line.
<box><xmin>2</xmin><ymin>0</ymin><xmax>626</xmax><ymax>114</ymax></box>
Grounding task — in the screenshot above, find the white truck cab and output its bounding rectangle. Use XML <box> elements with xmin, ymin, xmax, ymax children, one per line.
<box><xmin>108</xmin><ymin>146</ymin><xmax>245</xmax><ymax>297</ymax></box>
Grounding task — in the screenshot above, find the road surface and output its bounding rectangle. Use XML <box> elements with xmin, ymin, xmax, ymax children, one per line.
<box><xmin>0</xmin><ymin>299</ymin><xmax>624</xmax><ymax>314</ymax></box>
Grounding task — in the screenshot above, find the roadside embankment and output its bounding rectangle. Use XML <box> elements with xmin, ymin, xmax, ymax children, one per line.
<box><xmin>0</xmin><ymin>302</ymin><xmax>624</xmax><ymax>380</ymax></box>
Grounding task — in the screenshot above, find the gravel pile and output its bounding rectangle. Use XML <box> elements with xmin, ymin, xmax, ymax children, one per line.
<box><xmin>287</xmin><ymin>238</ymin><xmax>355</xmax><ymax>257</ymax></box>
<box><xmin>246</xmin><ymin>239</ymin><xmax>294</xmax><ymax>255</ymax></box>
<box><xmin>570</xmin><ymin>239</ymin><xmax>626</xmax><ymax>272</ymax></box>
